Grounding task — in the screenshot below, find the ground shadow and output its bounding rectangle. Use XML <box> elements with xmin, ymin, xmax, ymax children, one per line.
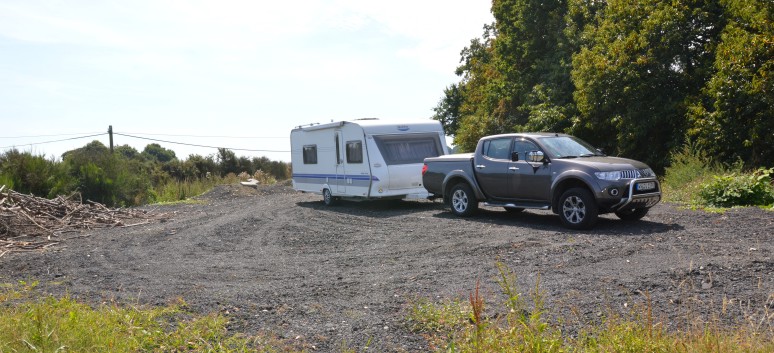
<box><xmin>295</xmin><ymin>198</ymin><xmax>446</xmax><ymax>218</ymax></box>
<box><xmin>431</xmin><ymin>206</ymin><xmax>683</xmax><ymax>236</ymax></box>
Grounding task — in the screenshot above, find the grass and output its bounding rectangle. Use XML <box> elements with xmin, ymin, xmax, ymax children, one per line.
<box><xmin>661</xmin><ymin>143</ymin><xmax>728</xmax><ymax>206</ymax></box>
<box><xmin>407</xmin><ymin>263</ymin><xmax>774</xmax><ymax>352</ymax></box>
<box><xmin>152</xmin><ymin>171</ymin><xmax>281</xmax><ymax>204</ymax></box>
<box><xmin>152</xmin><ymin>174</ymin><xmax>239</xmax><ymax>203</ymax></box>
<box><xmin>661</xmin><ymin>143</ymin><xmax>774</xmax><ymax>210</ymax></box>
<box><xmin>2</xmin><ymin>269</ymin><xmax>772</xmax><ymax>352</ymax></box>
<box><xmin>0</xmin><ymin>281</ymin><xmax>304</xmax><ymax>353</ymax></box>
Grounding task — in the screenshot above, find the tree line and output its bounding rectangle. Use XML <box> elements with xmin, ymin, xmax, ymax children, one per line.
<box><xmin>433</xmin><ymin>0</ymin><xmax>772</xmax><ymax>172</ymax></box>
<box><xmin>0</xmin><ymin>141</ymin><xmax>290</xmax><ymax>207</ymax></box>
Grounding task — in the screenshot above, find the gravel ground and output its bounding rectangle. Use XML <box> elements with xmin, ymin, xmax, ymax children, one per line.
<box><xmin>2</xmin><ymin>183</ymin><xmax>773</xmax><ymax>351</ymax></box>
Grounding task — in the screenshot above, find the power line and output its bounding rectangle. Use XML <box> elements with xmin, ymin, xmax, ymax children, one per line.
<box><xmin>0</xmin><ymin>132</ymin><xmax>104</xmax><ymax>139</ymax></box>
<box><xmin>113</xmin><ymin>132</ymin><xmax>290</xmax><ymax>153</ymax></box>
<box><xmin>0</xmin><ymin>133</ymin><xmax>106</xmax><ymax>149</ymax></box>
<box><xmin>122</xmin><ymin>132</ymin><xmax>287</xmax><ymax>139</ymax></box>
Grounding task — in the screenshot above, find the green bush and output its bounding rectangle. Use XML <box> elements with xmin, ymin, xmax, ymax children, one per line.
<box><xmin>662</xmin><ymin>143</ymin><xmax>726</xmax><ymax>205</ymax></box>
<box><xmin>699</xmin><ymin>168</ymin><xmax>774</xmax><ymax>207</ymax></box>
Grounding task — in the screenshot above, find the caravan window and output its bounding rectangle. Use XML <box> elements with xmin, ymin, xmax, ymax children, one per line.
<box><xmin>373</xmin><ymin>133</ymin><xmax>443</xmax><ymax>165</ymax></box>
<box><xmin>346</xmin><ymin>141</ymin><xmax>363</xmax><ymax>164</ymax></box>
<box><xmin>302</xmin><ymin>145</ymin><xmax>317</xmax><ymax>164</ymax></box>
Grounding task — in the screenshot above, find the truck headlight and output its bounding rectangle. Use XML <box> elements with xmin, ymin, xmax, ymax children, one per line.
<box><xmin>595</xmin><ymin>171</ymin><xmax>622</xmax><ymax>181</ymax></box>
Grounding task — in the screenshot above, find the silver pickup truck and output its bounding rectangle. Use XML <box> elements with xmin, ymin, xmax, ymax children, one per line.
<box><xmin>422</xmin><ymin>133</ymin><xmax>661</xmax><ymax>229</ymax></box>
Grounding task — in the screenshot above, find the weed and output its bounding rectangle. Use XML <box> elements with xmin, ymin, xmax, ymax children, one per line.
<box><xmin>407</xmin><ymin>263</ymin><xmax>774</xmax><ymax>352</ymax></box>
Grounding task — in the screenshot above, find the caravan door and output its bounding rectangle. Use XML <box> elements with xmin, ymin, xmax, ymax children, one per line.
<box><xmin>335</xmin><ymin>131</ymin><xmax>346</xmax><ymax>193</ymax></box>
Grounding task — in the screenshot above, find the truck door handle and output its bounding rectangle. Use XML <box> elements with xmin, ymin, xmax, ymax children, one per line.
<box><xmin>475</xmin><ymin>165</ymin><xmax>486</xmax><ymax>169</ymax></box>
<box><xmin>509</xmin><ymin>167</ymin><xmax>519</xmax><ymax>171</ymax></box>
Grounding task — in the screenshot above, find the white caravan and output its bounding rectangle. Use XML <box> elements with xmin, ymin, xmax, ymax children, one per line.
<box><xmin>290</xmin><ymin>119</ymin><xmax>448</xmax><ymax>205</ymax></box>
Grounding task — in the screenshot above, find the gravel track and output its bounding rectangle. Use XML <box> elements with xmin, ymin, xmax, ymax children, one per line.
<box><xmin>1</xmin><ymin>183</ymin><xmax>773</xmax><ymax>351</ymax></box>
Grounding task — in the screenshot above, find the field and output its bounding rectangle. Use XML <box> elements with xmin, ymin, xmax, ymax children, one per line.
<box><xmin>1</xmin><ymin>183</ymin><xmax>772</xmax><ymax>351</ymax></box>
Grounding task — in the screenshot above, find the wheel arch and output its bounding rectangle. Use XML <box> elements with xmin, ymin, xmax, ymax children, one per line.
<box><xmin>551</xmin><ymin>174</ymin><xmax>597</xmax><ymax>213</ymax></box>
<box><xmin>441</xmin><ymin>171</ymin><xmax>484</xmax><ymax>201</ymax></box>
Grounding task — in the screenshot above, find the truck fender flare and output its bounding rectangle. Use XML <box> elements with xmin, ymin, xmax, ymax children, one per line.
<box><xmin>550</xmin><ymin>170</ymin><xmax>599</xmax><ymax>210</ymax></box>
<box><xmin>441</xmin><ymin>170</ymin><xmax>486</xmax><ymax>200</ymax></box>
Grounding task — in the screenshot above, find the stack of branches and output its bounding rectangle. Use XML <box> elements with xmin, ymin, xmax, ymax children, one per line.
<box><xmin>0</xmin><ymin>185</ymin><xmax>168</xmax><ymax>256</ymax></box>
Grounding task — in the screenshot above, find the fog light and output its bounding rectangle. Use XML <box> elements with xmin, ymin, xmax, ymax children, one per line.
<box><xmin>610</xmin><ymin>188</ymin><xmax>620</xmax><ymax>196</ymax></box>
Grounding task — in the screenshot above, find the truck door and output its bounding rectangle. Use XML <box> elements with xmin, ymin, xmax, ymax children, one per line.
<box><xmin>474</xmin><ymin>137</ymin><xmax>513</xmax><ymax>199</ymax></box>
<box><xmin>335</xmin><ymin>131</ymin><xmax>346</xmax><ymax>193</ymax></box>
<box><xmin>509</xmin><ymin>139</ymin><xmax>551</xmax><ymax>201</ymax></box>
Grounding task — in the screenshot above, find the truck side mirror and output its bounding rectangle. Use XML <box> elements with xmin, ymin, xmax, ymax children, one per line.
<box><xmin>511</xmin><ymin>151</ymin><xmax>519</xmax><ymax>162</ymax></box>
<box><xmin>528</xmin><ymin>151</ymin><xmax>545</xmax><ymax>163</ymax></box>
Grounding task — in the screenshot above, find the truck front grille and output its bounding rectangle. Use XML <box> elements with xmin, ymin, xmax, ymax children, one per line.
<box><xmin>621</xmin><ymin>169</ymin><xmax>655</xmax><ymax>179</ymax></box>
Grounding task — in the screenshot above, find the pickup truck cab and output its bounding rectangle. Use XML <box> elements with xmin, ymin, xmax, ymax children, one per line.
<box><xmin>422</xmin><ymin>133</ymin><xmax>661</xmax><ymax>229</ymax></box>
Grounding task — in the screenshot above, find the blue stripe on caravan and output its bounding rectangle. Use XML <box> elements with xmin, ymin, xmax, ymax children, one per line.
<box><xmin>292</xmin><ymin>173</ymin><xmax>380</xmax><ymax>181</ymax></box>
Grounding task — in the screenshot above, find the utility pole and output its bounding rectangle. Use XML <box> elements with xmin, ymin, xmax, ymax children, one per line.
<box><xmin>108</xmin><ymin>125</ymin><xmax>114</xmax><ymax>153</ymax></box>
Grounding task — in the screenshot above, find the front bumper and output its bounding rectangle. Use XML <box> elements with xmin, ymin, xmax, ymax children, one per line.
<box><xmin>597</xmin><ymin>178</ymin><xmax>661</xmax><ymax>211</ymax></box>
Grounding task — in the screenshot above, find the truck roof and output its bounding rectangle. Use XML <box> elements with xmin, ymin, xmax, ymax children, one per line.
<box><xmin>481</xmin><ymin>132</ymin><xmax>570</xmax><ymax>139</ymax></box>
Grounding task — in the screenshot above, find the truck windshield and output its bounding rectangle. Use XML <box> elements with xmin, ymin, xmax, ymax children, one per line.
<box><xmin>373</xmin><ymin>133</ymin><xmax>443</xmax><ymax>165</ymax></box>
<box><xmin>539</xmin><ymin>136</ymin><xmax>601</xmax><ymax>159</ymax></box>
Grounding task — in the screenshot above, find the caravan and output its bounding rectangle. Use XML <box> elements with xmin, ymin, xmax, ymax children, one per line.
<box><xmin>290</xmin><ymin>119</ymin><xmax>448</xmax><ymax>205</ymax></box>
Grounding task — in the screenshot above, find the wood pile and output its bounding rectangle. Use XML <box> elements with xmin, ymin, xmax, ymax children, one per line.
<box><xmin>0</xmin><ymin>185</ymin><xmax>168</xmax><ymax>257</ymax></box>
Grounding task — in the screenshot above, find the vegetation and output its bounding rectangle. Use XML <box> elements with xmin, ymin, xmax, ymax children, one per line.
<box><xmin>661</xmin><ymin>144</ymin><xmax>774</xmax><ymax>208</ymax></box>
<box><xmin>0</xmin><ymin>142</ymin><xmax>290</xmax><ymax>207</ymax></box>
<box><xmin>434</xmin><ymin>0</ymin><xmax>773</xmax><ymax>173</ymax></box>
<box><xmin>0</xmin><ymin>282</ymin><xmax>303</xmax><ymax>352</ymax></box>
<box><xmin>408</xmin><ymin>263</ymin><xmax>774</xmax><ymax>352</ymax></box>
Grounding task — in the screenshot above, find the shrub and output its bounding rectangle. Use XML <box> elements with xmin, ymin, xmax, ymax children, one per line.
<box><xmin>662</xmin><ymin>143</ymin><xmax>725</xmax><ymax>205</ymax></box>
<box><xmin>698</xmin><ymin>168</ymin><xmax>774</xmax><ymax>207</ymax></box>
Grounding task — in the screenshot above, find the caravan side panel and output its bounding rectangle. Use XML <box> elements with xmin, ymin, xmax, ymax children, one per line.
<box><xmin>290</xmin><ymin>124</ymin><xmax>373</xmax><ymax>198</ymax></box>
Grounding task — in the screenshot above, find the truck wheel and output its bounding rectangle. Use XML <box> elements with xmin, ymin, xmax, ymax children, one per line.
<box><xmin>558</xmin><ymin>188</ymin><xmax>598</xmax><ymax>230</ymax></box>
<box><xmin>449</xmin><ymin>183</ymin><xmax>478</xmax><ymax>217</ymax></box>
<box><xmin>322</xmin><ymin>188</ymin><xmax>336</xmax><ymax>206</ymax></box>
<box><xmin>615</xmin><ymin>207</ymin><xmax>649</xmax><ymax>221</ymax></box>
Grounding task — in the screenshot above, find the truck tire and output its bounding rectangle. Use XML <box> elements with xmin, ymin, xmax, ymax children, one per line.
<box><xmin>449</xmin><ymin>183</ymin><xmax>478</xmax><ymax>217</ymax></box>
<box><xmin>558</xmin><ymin>188</ymin><xmax>598</xmax><ymax>230</ymax></box>
<box><xmin>615</xmin><ymin>207</ymin><xmax>649</xmax><ymax>221</ymax></box>
<box><xmin>322</xmin><ymin>188</ymin><xmax>337</xmax><ymax>206</ymax></box>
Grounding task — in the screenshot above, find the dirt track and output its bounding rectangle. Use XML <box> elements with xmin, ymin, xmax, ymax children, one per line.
<box><xmin>2</xmin><ymin>183</ymin><xmax>773</xmax><ymax>351</ymax></box>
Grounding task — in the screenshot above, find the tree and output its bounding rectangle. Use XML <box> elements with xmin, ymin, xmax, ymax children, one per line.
<box><xmin>570</xmin><ymin>0</ymin><xmax>724</xmax><ymax>171</ymax></box>
<box><xmin>217</xmin><ymin>148</ymin><xmax>239</xmax><ymax>176</ymax></box>
<box><xmin>142</xmin><ymin>143</ymin><xmax>177</xmax><ymax>163</ymax></box>
<box><xmin>433</xmin><ymin>0</ymin><xmax>576</xmax><ymax>151</ymax></box>
<box><xmin>687</xmin><ymin>0</ymin><xmax>774</xmax><ymax>167</ymax></box>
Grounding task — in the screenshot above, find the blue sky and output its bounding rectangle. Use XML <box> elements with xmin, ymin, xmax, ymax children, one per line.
<box><xmin>0</xmin><ymin>1</ymin><xmax>493</xmax><ymax>162</ymax></box>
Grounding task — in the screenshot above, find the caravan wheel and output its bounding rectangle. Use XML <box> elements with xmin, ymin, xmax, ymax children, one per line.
<box><xmin>322</xmin><ymin>189</ymin><xmax>336</xmax><ymax>206</ymax></box>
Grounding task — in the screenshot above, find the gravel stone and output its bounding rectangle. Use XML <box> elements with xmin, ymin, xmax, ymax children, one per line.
<box><xmin>1</xmin><ymin>183</ymin><xmax>772</xmax><ymax>351</ymax></box>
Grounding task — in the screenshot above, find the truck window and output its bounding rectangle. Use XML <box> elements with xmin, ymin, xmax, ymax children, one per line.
<box><xmin>346</xmin><ymin>141</ymin><xmax>363</xmax><ymax>164</ymax></box>
<box><xmin>512</xmin><ymin>139</ymin><xmax>540</xmax><ymax>161</ymax></box>
<box><xmin>302</xmin><ymin>145</ymin><xmax>317</xmax><ymax>164</ymax></box>
<box><xmin>373</xmin><ymin>133</ymin><xmax>442</xmax><ymax>165</ymax></box>
<box><xmin>482</xmin><ymin>138</ymin><xmax>511</xmax><ymax>160</ymax></box>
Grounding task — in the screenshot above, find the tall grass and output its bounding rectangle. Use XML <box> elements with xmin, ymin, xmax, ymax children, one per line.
<box><xmin>407</xmin><ymin>263</ymin><xmax>774</xmax><ymax>352</ymax></box>
<box><xmin>663</xmin><ymin>143</ymin><xmax>774</xmax><ymax>209</ymax></box>
<box><xmin>152</xmin><ymin>174</ymin><xmax>241</xmax><ymax>203</ymax></box>
<box><xmin>661</xmin><ymin>143</ymin><xmax>728</xmax><ymax>205</ymax></box>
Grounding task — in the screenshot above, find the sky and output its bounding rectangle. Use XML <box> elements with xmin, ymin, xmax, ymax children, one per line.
<box><xmin>0</xmin><ymin>1</ymin><xmax>494</xmax><ymax>162</ymax></box>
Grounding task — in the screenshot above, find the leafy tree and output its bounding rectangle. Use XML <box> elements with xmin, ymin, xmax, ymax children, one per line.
<box><xmin>217</xmin><ymin>148</ymin><xmax>239</xmax><ymax>176</ymax></box>
<box><xmin>0</xmin><ymin>149</ymin><xmax>69</xmax><ymax>197</ymax></box>
<box><xmin>115</xmin><ymin>144</ymin><xmax>141</xmax><ymax>160</ymax></box>
<box><xmin>570</xmin><ymin>0</ymin><xmax>724</xmax><ymax>171</ymax></box>
<box><xmin>434</xmin><ymin>0</ymin><xmax>575</xmax><ymax>151</ymax></box>
<box><xmin>687</xmin><ymin>0</ymin><xmax>774</xmax><ymax>167</ymax></box>
<box><xmin>141</xmin><ymin>143</ymin><xmax>177</xmax><ymax>163</ymax></box>
<box><xmin>185</xmin><ymin>154</ymin><xmax>218</xmax><ymax>179</ymax></box>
